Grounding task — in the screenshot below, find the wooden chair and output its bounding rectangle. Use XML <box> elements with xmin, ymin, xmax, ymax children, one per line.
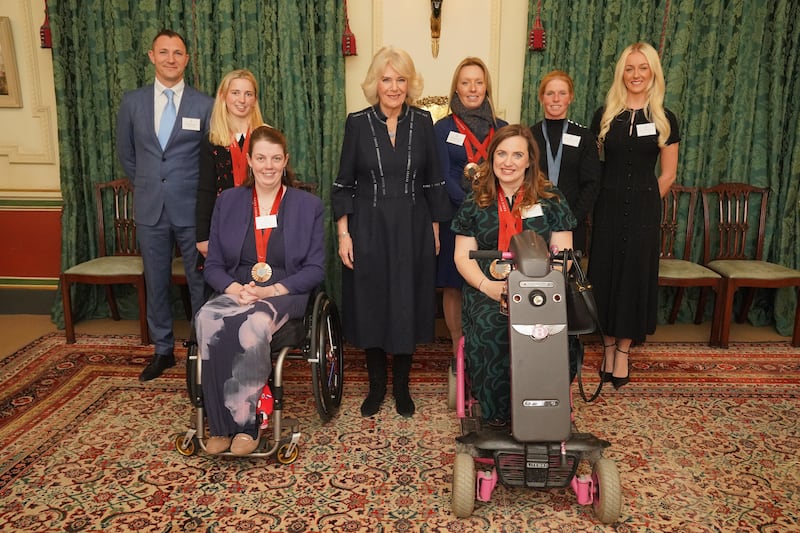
<box><xmin>60</xmin><ymin>179</ymin><xmax>148</xmax><ymax>344</ymax></box>
<box><xmin>658</xmin><ymin>185</ymin><xmax>722</xmax><ymax>344</ymax></box>
<box><xmin>700</xmin><ymin>183</ymin><xmax>800</xmax><ymax>347</ymax></box>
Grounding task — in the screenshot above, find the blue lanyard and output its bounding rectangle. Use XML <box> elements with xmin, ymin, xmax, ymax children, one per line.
<box><xmin>541</xmin><ymin>120</ymin><xmax>569</xmax><ymax>186</ymax></box>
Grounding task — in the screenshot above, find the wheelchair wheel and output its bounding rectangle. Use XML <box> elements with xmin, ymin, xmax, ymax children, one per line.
<box><xmin>310</xmin><ymin>292</ymin><xmax>344</xmax><ymax>422</ymax></box>
<box><xmin>447</xmin><ymin>358</ymin><xmax>457</xmax><ymax>410</ymax></box>
<box><xmin>174</xmin><ymin>434</ymin><xmax>197</xmax><ymax>456</ymax></box>
<box><xmin>451</xmin><ymin>452</ymin><xmax>476</xmax><ymax>518</ymax></box>
<box><xmin>592</xmin><ymin>457</ymin><xmax>622</xmax><ymax>524</ymax></box>
<box><xmin>276</xmin><ymin>441</ymin><xmax>300</xmax><ymax>465</ymax></box>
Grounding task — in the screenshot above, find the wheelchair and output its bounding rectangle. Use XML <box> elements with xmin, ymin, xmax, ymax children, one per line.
<box><xmin>450</xmin><ymin>230</ymin><xmax>622</xmax><ymax>524</ymax></box>
<box><xmin>174</xmin><ymin>287</ymin><xmax>344</xmax><ymax>461</ymax></box>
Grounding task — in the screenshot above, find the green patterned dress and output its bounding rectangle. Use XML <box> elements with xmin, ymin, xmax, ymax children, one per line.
<box><xmin>451</xmin><ymin>187</ymin><xmax>576</xmax><ymax>422</ymax></box>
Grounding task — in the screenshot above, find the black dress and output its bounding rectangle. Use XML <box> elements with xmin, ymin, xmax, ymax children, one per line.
<box><xmin>589</xmin><ymin>107</ymin><xmax>680</xmax><ymax>343</ymax></box>
<box><xmin>332</xmin><ymin>104</ymin><xmax>452</xmax><ymax>354</ymax></box>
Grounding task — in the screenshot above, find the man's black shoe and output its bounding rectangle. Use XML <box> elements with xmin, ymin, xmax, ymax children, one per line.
<box><xmin>139</xmin><ymin>354</ymin><xmax>176</xmax><ymax>382</ymax></box>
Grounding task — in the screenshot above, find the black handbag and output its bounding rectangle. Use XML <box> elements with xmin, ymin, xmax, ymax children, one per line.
<box><xmin>564</xmin><ymin>250</ymin><xmax>599</xmax><ymax>335</ymax></box>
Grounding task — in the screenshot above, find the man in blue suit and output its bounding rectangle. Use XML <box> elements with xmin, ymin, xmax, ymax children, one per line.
<box><xmin>116</xmin><ymin>29</ymin><xmax>213</xmax><ymax>381</ymax></box>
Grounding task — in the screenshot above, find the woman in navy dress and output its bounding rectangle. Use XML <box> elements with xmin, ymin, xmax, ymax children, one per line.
<box><xmin>434</xmin><ymin>57</ymin><xmax>507</xmax><ymax>358</ymax></box>
<box><xmin>333</xmin><ymin>47</ymin><xmax>451</xmax><ymax>418</ymax></box>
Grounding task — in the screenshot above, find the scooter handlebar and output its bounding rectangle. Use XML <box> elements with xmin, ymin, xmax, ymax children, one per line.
<box><xmin>469</xmin><ymin>250</ymin><xmax>514</xmax><ymax>260</ymax></box>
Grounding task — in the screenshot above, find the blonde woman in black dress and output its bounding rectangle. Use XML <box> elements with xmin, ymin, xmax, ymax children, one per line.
<box><xmin>589</xmin><ymin>43</ymin><xmax>680</xmax><ymax>389</ymax></box>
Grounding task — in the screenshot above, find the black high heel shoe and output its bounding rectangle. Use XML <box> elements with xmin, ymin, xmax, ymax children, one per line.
<box><xmin>599</xmin><ymin>343</ymin><xmax>615</xmax><ymax>383</ymax></box>
<box><xmin>611</xmin><ymin>347</ymin><xmax>631</xmax><ymax>389</ymax></box>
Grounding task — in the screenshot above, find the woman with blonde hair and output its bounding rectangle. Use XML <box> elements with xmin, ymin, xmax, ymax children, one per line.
<box><xmin>333</xmin><ymin>46</ymin><xmax>451</xmax><ymax>418</ymax></box>
<box><xmin>434</xmin><ymin>57</ymin><xmax>507</xmax><ymax>358</ymax></box>
<box><xmin>589</xmin><ymin>42</ymin><xmax>680</xmax><ymax>389</ymax></box>
<box><xmin>196</xmin><ymin>69</ymin><xmax>265</xmax><ymax>261</ymax></box>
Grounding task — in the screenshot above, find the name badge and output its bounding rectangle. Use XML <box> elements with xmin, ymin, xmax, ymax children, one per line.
<box><xmin>446</xmin><ymin>131</ymin><xmax>466</xmax><ymax>146</ymax></box>
<box><xmin>562</xmin><ymin>133</ymin><xmax>581</xmax><ymax>147</ymax></box>
<box><xmin>255</xmin><ymin>214</ymin><xmax>278</xmax><ymax>230</ymax></box>
<box><xmin>636</xmin><ymin>122</ymin><xmax>657</xmax><ymax>137</ymax></box>
<box><xmin>521</xmin><ymin>203</ymin><xmax>544</xmax><ymax>219</ymax></box>
<box><xmin>182</xmin><ymin>117</ymin><xmax>201</xmax><ymax>131</ymax></box>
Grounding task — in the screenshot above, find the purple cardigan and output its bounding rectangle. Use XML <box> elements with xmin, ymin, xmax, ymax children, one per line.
<box><xmin>203</xmin><ymin>185</ymin><xmax>325</xmax><ymax>295</ymax></box>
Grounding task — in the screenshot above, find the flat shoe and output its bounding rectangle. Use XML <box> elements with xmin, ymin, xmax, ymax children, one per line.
<box><xmin>230</xmin><ymin>433</ymin><xmax>259</xmax><ymax>456</ymax></box>
<box><xmin>205</xmin><ymin>436</ymin><xmax>231</xmax><ymax>454</ymax></box>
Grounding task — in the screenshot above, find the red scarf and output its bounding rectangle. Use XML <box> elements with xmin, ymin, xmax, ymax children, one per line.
<box><xmin>230</xmin><ymin>130</ymin><xmax>251</xmax><ymax>186</ymax></box>
<box><xmin>497</xmin><ymin>190</ymin><xmax>522</xmax><ymax>251</ymax></box>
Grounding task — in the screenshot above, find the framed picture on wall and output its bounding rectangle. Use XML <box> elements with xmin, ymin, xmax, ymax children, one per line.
<box><xmin>0</xmin><ymin>17</ymin><xmax>22</xmax><ymax>108</ymax></box>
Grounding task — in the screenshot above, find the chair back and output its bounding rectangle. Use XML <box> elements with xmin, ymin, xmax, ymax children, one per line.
<box><xmin>96</xmin><ymin>179</ymin><xmax>138</xmax><ymax>257</ymax></box>
<box><xmin>660</xmin><ymin>185</ymin><xmax>698</xmax><ymax>261</ymax></box>
<box><xmin>701</xmin><ymin>183</ymin><xmax>769</xmax><ymax>263</ymax></box>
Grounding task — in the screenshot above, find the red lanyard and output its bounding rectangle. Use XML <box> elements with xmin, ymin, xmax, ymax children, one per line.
<box><xmin>453</xmin><ymin>115</ymin><xmax>493</xmax><ymax>163</ymax></box>
<box><xmin>252</xmin><ymin>185</ymin><xmax>284</xmax><ymax>262</ymax></box>
<box><xmin>229</xmin><ymin>130</ymin><xmax>251</xmax><ymax>186</ymax></box>
<box><xmin>497</xmin><ymin>191</ymin><xmax>522</xmax><ymax>251</ymax></box>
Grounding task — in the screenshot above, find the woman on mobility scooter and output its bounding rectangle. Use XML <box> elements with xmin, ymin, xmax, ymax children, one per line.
<box><xmin>195</xmin><ymin>125</ymin><xmax>325</xmax><ymax>456</ymax></box>
<box><xmin>453</xmin><ymin>124</ymin><xmax>576</xmax><ymax>428</ymax></box>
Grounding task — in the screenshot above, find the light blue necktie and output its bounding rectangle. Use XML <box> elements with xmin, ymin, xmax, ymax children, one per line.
<box><xmin>158</xmin><ymin>88</ymin><xmax>176</xmax><ymax>149</ymax></box>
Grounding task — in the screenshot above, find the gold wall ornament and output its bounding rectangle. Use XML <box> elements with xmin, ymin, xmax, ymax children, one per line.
<box><xmin>430</xmin><ymin>0</ymin><xmax>443</xmax><ymax>58</ymax></box>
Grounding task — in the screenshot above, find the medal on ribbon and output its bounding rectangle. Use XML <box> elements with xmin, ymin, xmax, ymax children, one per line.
<box><xmin>252</xmin><ymin>185</ymin><xmax>284</xmax><ymax>282</ymax></box>
<box><xmin>251</xmin><ymin>262</ymin><xmax>273</xmax><ymax>282</ymax></box>
<box><xmin>489</xmin><ymin>259</ymin><xmax>512</xmax><ymax>280</ymax></box>
<box><xmin>453</xmin><ymin>115</ymin><xmax>493</xmax><ymax>191</ymax></box>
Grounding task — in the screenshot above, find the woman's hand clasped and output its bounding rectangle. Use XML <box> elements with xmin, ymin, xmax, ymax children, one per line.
<box><xmin>482</xmin><ymin>279</ymin><xmax>505</xmax><ymax>302</ymax></box>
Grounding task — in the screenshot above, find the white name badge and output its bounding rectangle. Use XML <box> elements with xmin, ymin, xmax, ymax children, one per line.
<box><xmin>636</xmin><ymin>122</ymin><xmax>657</xmax><ymax>137</ymax></box>
<box><xmin>562</xmin><ymin>133</ymin><xmax>581</xmax><ymax>147</ymax></box>
<box><xmin>182</xmin><ymin>117</ymin><xmax>201</xmax><ymax>131</ymax></box>
<box><xmin>521</xmin><ymin>203</ymin><xmax>544</xmax><ymax>219</ymax></box>
<box><xmin>255</xmin><ymin>214</ymin><xmax>278</xmax><ymax>230</ymax></box>
<box><xmin>446</xmin><ymin>131</ymin><xmax>466</xmax><ymax>146</ymax></box>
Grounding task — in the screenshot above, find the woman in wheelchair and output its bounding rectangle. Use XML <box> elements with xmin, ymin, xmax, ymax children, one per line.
<box><xmin>452</xmin><ymin>124</ymin><xmax>576</xmax><ymax>427</ymax></box>
<box><xmin>195</xmin><ymin>125</ymin><xmax>325</xmax><ymax>455</ymax></box>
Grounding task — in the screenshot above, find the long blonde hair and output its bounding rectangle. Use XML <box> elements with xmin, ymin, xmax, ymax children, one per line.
<box><xmin>472</xmin><ymin>124</ymin><xmax>558</xmax><ymax>214</ymax></box>
<box><xmin>361</xmin><ymin>46</ymin><xmax>424</xmax><ymax>105</ymax></box>
<box><xmin>208</xmin><ymin>69</ymin><xmax>264</xmax><ymax>146</ymax></box>
<box><xmin>597</xmin><ymin>42</ymin><xmax>670</xmax><ymax>147</ymax></box>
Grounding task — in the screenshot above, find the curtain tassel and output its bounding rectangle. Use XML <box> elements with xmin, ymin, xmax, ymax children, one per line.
<box><xmin>342</xmin><ymin>0</ymin><xmax>357</xmax><ymax>56</ymax></box>
<box><xmin>528</xmin><ymin>1</ymin><xmax>546</xmax><ymax>51</ymax></box>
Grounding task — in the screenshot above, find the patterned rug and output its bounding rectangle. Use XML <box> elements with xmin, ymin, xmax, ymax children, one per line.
<box><xmin>1</xmin><ymin>333</ymin><xmax>799</xmax><ymax>532</ymax></box>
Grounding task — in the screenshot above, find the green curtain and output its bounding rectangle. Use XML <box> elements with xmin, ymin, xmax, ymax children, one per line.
<box><xmin>522</xmin><ymin>0</ymin><xmax>800</xmax><ymax>335</ymax></box>
<box><xmin>49</xmin><ymin>0</ymin><xmax>345</xmax><ymax>327</ymax></box>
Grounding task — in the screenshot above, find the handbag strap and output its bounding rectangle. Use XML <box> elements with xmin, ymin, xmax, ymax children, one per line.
<box><xmin>560</xmin><ymin>248</ymin><xmax>606</xmax><ymax>402</ymax></box>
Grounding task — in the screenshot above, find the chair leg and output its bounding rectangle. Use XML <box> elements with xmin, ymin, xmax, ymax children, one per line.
<box><xmin>61</xmin><ymin>276</ymin><xmax>76</xmax><ymax>344</ymax></box>
<box><xmin>695</xmin><ymin>287</ymin><xmax>708</xmax><ymax>325</ymax></box>
<box><xmin>792</xmin><ymin>286</ymin><xmax>800</xmax><ymax>347</ymax></box>
<box><xmin>136</xmin><ymin>279</ymin><xmax>149</xmax><ymax>345</ymax></box>
<box><xmin>716</xmin><ymin>280</ymin><xmax>736</xmax><ymax>349</ymax></box>
<box><xmin>737</xmin><ymin>288</ymin><xmax>756</xmax><ymax>324</ymax></box>
<box><xmin>708</xmin><ymin>287</ymin><xmax>722</xmax><ymax>347</ymax></box>
<box><xmin>105</xmin><ymin>285</ymin><xmax>120</xmax><ymax>320</ymax></box>
<box><xmin>669</xmin><ymin>287</ymin><xmax>685</xmax><ymax>324</ymax></box>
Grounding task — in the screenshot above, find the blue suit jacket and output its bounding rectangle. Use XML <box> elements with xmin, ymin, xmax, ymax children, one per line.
<box><xmin>203</xmin><ymin>186</ymin><xmax>326</xmax><ymax>295</ymax></box>
<box><xmin>116</xmin><ymin>84</ymin><xmax>213</xmax><ymax>226</ymax></box>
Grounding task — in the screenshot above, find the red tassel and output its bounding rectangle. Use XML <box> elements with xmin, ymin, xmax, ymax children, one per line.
<box><xmin>528</xmin><ymin>16</ymin><xmax>546</xmax><ymax>51</ymax></box>
<box><xmin>342</xmin><ymin>0</ymin><xmax>357</xmax><ymax>56</ymax></box>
